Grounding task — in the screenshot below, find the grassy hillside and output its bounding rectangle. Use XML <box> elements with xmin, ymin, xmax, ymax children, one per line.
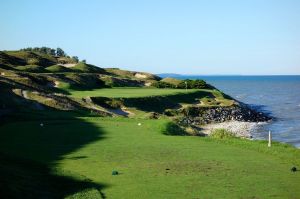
<box><xmin>1</xmin><ymin>51</ymin><xmax>56</xmax><ymax>67</ymax></box>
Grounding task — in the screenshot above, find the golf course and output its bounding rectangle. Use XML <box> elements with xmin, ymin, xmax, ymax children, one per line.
<box><xmin>1</xmin><ymin>48</ymin><xmax>300</xmax><ymax>198</ymax></box>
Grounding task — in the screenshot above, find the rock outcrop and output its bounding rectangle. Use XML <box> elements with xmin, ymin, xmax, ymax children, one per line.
<box><xmin>178</xmin><ymin>104</ymin><xmax>271</xmax><ymax>126</ymax></box>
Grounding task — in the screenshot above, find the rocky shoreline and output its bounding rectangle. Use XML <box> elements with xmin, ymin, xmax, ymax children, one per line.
<box><xmin>176</xmin><ymin>104</ymin><xmax>272</xmax><ymax>137</ymax></box>
<box><xmin>178</xmin><ymin>104</ymin><xmax>271</xmax><ymax>125</ymax></box>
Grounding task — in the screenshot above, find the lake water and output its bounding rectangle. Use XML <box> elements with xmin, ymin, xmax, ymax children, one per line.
<box><xmin>159</xmin><ymin>75</ymin><xmax>300</xmax><ymax>147</ymax></box>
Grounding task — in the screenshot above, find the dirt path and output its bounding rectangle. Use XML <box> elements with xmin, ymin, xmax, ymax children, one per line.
<box><xmin>21</xmin><ymin>90</ymin><xmax>29</xmax><ymax>99</ymax></box>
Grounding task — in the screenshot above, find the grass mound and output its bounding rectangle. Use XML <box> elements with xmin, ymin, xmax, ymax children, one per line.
<box><xmin>15</xmin><ymin>65</ymin><xmax>47</xmax><ymax>73</ymax></box>
<box><xmin>63</xmin><ymin>73</ymin><xmax>106</xmax><ymax>89</ymax></box>
<box><xmin>105</xmin><ymin>68</ymin><xmax>161</xmax><ymax>81</ymax></box>
<box><xmin>0</xmin><ymin>51</ymin><xmax>27</xmax><ymax>66</ymax></box>
<box><xmin>161</xmin><ymin>77</ymin><xmax>183</xmax><ymax>86</ymax></box>
<box><xmin>100</xmin><ymin>76</ymin><xmax>144</xmax><ymax>87</ymax></box>
<box><xmin>161</xmin><ymin>121</ymin><xmax>187</xmax><ymax>135</ymax></box>
<box><xmin>45</xmin><ymin>65</ymin><xmax>72</xmax><ymax>73</ymax></box>
<box><xmin>72</xmin><ymin>62</ymin><xmax>105</xmax><ymax>73</ymax></box>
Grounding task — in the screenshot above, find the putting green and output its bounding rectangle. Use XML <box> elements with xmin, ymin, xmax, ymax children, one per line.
<box><xmin>65</xmin><ymin>87</ymin><xmax>202</xmax><ymax>98</ymax></box>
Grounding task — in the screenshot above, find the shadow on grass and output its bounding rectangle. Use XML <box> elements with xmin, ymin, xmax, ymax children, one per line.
<box><xmin>0</xmin><ymin>91</ymin><xmax>109</xmax><ymax>198</ymax></box>
<box><xmin>0</xmin><ymin>153</ymin><xmax>108</xmax><ymax>199</ymax></box>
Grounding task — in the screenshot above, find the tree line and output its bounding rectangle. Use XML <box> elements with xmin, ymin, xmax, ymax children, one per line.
<box><xmin>152</xmin><ymin>79</ymin><xmax>210</xmax><ymax>89</ymax></box>
<box><xmin>20</xmin><ymin>47</ymin><xmax>79</xmax><ymax>63</ymax></box>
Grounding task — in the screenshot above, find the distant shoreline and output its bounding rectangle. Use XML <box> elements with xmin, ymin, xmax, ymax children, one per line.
<box><xmin>157</xmin><ymin>73</ymin><xmax>300</xmax><ymax>77</ymax></box>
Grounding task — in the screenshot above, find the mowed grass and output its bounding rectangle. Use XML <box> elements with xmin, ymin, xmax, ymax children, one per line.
<box><xmin>63</xmin><ymin>87</ymin><xmax>236</xmax><ymax>107</ymax></box>
<box><xmin>66</xmin><ymin>87</ymin><xmax>201</xmax><ymax>98</ymax></box>
<box><xmin>0</xmin><ymin>117</ymin><xmax>299</xmax><ymax>198</ymax></box>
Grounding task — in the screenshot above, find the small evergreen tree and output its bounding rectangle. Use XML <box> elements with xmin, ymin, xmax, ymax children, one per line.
<box><xmin>56</xmin><ymin>48</ymin><xmax>66</xmax><ymax>57</ymax></box>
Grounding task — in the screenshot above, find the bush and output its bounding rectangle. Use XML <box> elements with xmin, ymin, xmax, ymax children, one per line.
<box><xmin>164</xmin><ymin>109</ymin><xmax>178</xmax><ymax>116</ymax></box>
<box><xmin>162</xmin><ymin>122</ymin><xmax>186</xmax><ymax>136</ymax></box>
<box><xmin>152</xmin><ymin>81</ymin><xmax>175</xmax><ymax>88</ymax></box>
<box><xmin>210</xmin><ymin>128</ymin><xmax>236</xmax><ymax>139</ymax></box>
<box><xmin>177</xmin><ymin>79</ymin><xmax>208</xmax><ymax>89</ymax></box>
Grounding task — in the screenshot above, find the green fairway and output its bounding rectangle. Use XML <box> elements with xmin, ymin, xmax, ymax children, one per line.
<box><xmin>65</xmin><ymin>87</ymin><xmax>201</xmax><ymax>98</ymax></box>
<box><xmin>0</xmin><ymin>117</ymin><xmax>299</xmax><ymax>198</ymax></box>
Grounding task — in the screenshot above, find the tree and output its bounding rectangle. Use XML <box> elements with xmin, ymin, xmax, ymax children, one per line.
<box><xmin>40</xmin><ymin>47</ymin><xmax>47</xmax><ymax>54</ymax></box>
<box><xmin>50</xmin><ymin>49</ymin><xmax>56</xmax><ymax>56</ymax></box>
<box><xmin>56</xmin><ymin>48</ymin><xmax>66</xmax><ymax>57</ymax></box>
<box><xmin>82</xmin><ymin>59</ymin><xmax>86</xmax><ymax>63</ymax></box>
<box><xmin>45</xmin><ymin>47</ymin><xmax>52</xmax><ymax>55</ymax></box>
<box><xmin>72</xmin><ymin>56</ymin><xmax>79</xmax><ymax>63</ymax></box>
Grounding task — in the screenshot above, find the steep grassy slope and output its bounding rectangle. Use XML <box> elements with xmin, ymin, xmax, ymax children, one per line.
<box><xmin>1</xmin><ymin>51</ymin><xmax>56</xmax><ymax>67</ymax></box>
<box><xmin>0</xmin><ymin>51</ymin><xmax>107</xmax><ymax>74</ymax></box>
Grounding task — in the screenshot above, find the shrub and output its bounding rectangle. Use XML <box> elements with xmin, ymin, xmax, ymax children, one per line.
<box><xmin>161</xmin><ymin>78</ymin><xmax>182</xmax><ymax>87</ymax></box>
<box><xmin>177</xmin><ymin>79</ymin><xmax>208</xmax><ymax>89</ymax></box>
<box><xmin>210</xmin><ymin>128</ymin><xmax>236</xmax><ymax>139</ymax></box>
<box><xmin>192</xmin><ymin>79</ymin><xmax>207</xmax><ymax>89</ymax></box>
<box><xmin>152</xmin><ymin>81</ymin><xmax>174</xmax><ymax>88</ymax></box>
<box><xmin>162</xmin><ymin>122</ymin><xmax>186</xmax><ymax>136</ymax></box>
<box><xmin>164</xmin><ymin>109</ymin><xmax>178</xmax><ymax>116</ymax></box>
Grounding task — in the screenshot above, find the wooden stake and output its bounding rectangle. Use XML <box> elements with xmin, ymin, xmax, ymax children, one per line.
<box><xmin>268</xmin><ymin>131</ymin><xmax>272</xmax><ymax>147</ymax></box>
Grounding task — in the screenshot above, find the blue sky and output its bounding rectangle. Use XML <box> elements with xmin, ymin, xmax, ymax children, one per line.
<box><xmin>1</xmin><ymin>0</ymin><xmax>299</xmax><ymax>75</ymax></box>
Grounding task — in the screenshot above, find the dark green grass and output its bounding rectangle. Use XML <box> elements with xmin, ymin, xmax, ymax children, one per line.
<box><xmin>0</xmin><ymin>111</ymin><xmax>107</xmax><ymax>198</ymax></box>
<box><xmin>0</xmin><ymin>153</ymin><xmax>105</xmax><ymax>199</ymax></box>
<box><xmin>86</xmin><ymin>88</ymin><xmax>232</xmax><ymax>113</ymax></box>
<box><xmin>65</xmin><ymin>87</ymin><xmax>202</xmax><ymax>98</ymax></box>
<box><xmin>0</xmin><ymin>116</ymin><xmax>299</xmax><ymax>198</ymax></box>
<box><xmin>15</xmin><ymin>65</ymin><xmax>47</xmax><ymax>73</ymax></box>
<box><xmin>45</xmin><ymin>65</ymin><xmax>72</xmax><ymax>73</ymax></box>
<box><xmin>72</xmin><ymin>62</ymin><xmax>105</xmax><ymax>73</ymax></box>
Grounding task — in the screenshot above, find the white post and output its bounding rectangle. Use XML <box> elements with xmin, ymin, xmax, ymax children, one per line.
<box><xmin>268</xmin><ymin>131</ymin><xmax>272</xmax><ymax>147</ymax></box>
